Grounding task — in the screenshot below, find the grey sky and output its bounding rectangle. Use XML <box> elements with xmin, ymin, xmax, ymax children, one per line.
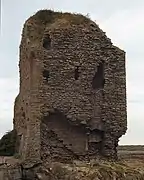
<box><xmin>0</xmin><ymin>0</ymin><xmax>144</xmax><ymax>144</ymax></box>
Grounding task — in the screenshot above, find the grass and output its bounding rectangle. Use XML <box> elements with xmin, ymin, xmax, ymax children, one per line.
<box><xmin>42</xmin><ymin>160</ymin><xmax>144</xmax><ymax>180</ymax></box>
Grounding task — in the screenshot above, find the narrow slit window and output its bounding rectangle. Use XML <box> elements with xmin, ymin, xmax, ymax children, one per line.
<box><xmin>92</xmin><ymin>62</ymin><xmax>105</xmax><ymax>89</ymax></box>
<box><xmin>22</xmin><ymin>112</ymin><xmax>25</xmax><ymax>118</ymax></box>
<box><xmin>43</xmin><ymin>70</ymin><xmax>50</xmax><ymax>82</ymax></box>
<box><xmin>43</xmin><ymin>34</ymin><xmax>51</xmax><ymax>50</ymax></box>
<box><xmin>74</xmin><ymin>66</ymin><xmax>80</xmax><ymax>80</ymax></box>
<box><xmin>30</xmin><ymin>51</ymin><xmax>35</xmax><ymax>58</ymax></box>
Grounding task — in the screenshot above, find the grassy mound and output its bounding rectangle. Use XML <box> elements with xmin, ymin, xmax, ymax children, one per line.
<box><xmin>35</xmin><ymin>160</ymin><xmax>144</xmax><ymax>180</ymax></box>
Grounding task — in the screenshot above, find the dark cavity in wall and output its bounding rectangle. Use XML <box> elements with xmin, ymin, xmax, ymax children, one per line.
<box><xmin>74</xmin><ymin>66</ymin><xmax>80</xmax><ymax>80</ymax></box>
<box><xmin>30</xmin><ymin>51</ymin><xmax>35</xmax><ymax>58</ymax></box>
<box><xmin>88</xmin><ymin>129</ymin><xmax>104</xmax><ymax>155</ymax></box>
<box><xmin>43</xmin><ymin>34</ymin><xmax>51</xmax><ymax>49</ymax></box>
<box><xmin>22</xmin><ymin>112</ymin><xmax>25</xmax><ymax>118</ymax></box>
<box><xmin>43</xmin><ymin>70</ymin><xmax>49</xmax><ymax>82</ymax></box>
<box><xmin>92</xmin><ymin>62</ymin><xmax>105</xmax><ymax>89</ymax></box>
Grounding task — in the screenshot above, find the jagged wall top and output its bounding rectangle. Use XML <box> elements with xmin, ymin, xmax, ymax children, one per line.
<box><xmin>29</xmin><ymin>10</ymin><xmax>92</xmax><ymax>25</ymax></box>
<box><xmin>22</xmin><ymin>10</ymin><xmax>108</xmax><ymax>46</ymax></box>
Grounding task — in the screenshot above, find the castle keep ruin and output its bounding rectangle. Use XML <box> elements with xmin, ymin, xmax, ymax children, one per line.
<box><xmin>13</xmin><ymin>10</ymin><xmax>127</xmax><ymax>162</ymax></box>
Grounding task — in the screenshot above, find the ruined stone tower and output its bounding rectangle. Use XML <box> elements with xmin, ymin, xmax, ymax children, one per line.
<box><xmin>13</xmin><ymin>10</ymin><xmax>127</xmax><ymax>162</ymax></box>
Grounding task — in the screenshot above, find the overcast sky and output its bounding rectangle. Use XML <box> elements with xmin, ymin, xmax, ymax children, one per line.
<box><xmin>0</xmin><ymin>0</ymin><xmax>144</xmax><ymax>145</ymax></box>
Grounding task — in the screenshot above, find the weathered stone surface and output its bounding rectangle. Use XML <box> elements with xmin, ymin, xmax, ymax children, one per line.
<box><xmin>13</xmin><ymin>10</ymin><xmax>127</xmax><ymax>162</ymax></box>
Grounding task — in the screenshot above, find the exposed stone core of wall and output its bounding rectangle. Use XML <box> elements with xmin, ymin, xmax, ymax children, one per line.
<box><xmin>13</xmin><ymin>10</ymin><xmax>127</xmax><ymax>162</ymax></box>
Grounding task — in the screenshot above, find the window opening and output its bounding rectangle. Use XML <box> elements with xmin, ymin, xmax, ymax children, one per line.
<box><xmin>43</xmin><ymin>70</ymin><xmax>49</xmax><ymax>82</ymax></box>
<box><xmin>92</xmin><ymin>62</ymin><xmax>105</xmax><ymax>89</ymax></box>
<box><xmin>74</xmin><ymin>66</ymin><xmax>80</xmax><ymax>80</ymax></box>
<box><xmin>43</xmin><ymin>34</ymin><xmax>51</xmax><ymax>49</ymax></box>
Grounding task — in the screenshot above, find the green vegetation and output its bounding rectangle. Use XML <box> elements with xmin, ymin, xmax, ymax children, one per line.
<box><xmin>0</xmin><ymin>130</ymin><xmax>17</xmax><ymax>156</ymax></box>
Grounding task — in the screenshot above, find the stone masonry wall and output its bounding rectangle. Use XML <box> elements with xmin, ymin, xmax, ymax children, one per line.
<box><xmin>14</xmin><ymin>20</ymin><xmax>43</xmax><ymax>160</ymax></box>
<box><xmin>13</xmin><ymin>10</ymin><xmax>127</xmax><ymax>161</ymax></box>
